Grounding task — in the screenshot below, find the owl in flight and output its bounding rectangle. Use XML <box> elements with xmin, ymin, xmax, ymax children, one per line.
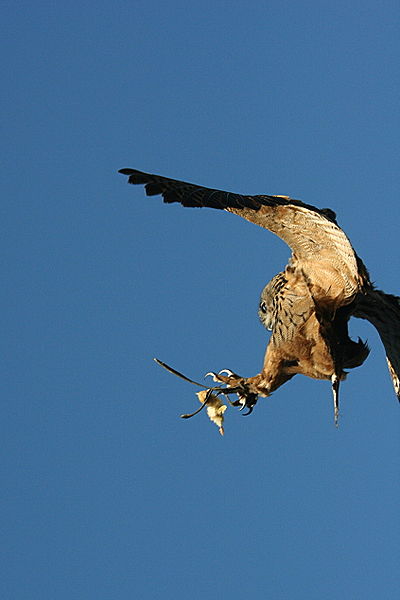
<box><xmin>119</xmin><ymin>168</ymin><xmax>400</xmax><ymax>425</ymax></box>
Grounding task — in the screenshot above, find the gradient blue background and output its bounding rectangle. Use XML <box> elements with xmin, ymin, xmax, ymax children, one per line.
<box><xmin>3</xmin><ymin>1</ymin><xmax>399</xmax><ymax>598</ymax></box>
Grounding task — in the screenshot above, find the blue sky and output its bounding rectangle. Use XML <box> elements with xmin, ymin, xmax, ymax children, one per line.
<box><xmin>3</xmin><ymin>1</ymin><xmax>399</xmax><ymax>598</ymax></box>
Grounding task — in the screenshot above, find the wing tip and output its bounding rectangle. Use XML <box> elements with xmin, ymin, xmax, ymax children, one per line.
<box><xmin>118</xmin><ymin>168</ymin><xmax>151</xmax><ymax>186</ymax></box>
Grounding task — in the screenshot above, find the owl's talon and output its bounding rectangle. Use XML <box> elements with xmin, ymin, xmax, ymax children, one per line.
<box><xmin>205</xmin><ymin>371</ymin><xmax>218</xmax><ymax>381</ymax></box>
<box><xmin>204</xmin><ymin>369</ymin><xmax>259</xmax><ymax>415</ymax></box>
<box><xmin>218</xmin><ymin>369</ymin><xmax>234</xmax><ymax>377</ymax></box>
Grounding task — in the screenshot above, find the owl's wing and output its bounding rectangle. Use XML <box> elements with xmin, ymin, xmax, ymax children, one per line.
<box><xmin>119</xmin><ymin>168</ymin><xmax>364</xmax><ymax>305</ymax></box>
<box><xmin>354</xmin><ymin>289</ymin><xmax>400</xmax><ymax>400</ymax></box>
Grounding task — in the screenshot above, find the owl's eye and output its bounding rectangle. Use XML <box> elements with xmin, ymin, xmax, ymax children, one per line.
<box><xmin>260</xmin><ymin>301</ymin><xmax>267</xmax><ymax>314</ymax></box>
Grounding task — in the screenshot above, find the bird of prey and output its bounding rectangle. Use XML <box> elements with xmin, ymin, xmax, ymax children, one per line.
<box><xmin>119</xmin><ymin>168</ymin><xmax>400</xmax><ymax>424</ymax></box>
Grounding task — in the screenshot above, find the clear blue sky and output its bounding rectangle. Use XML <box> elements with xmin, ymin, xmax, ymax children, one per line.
<box><xmin>3</xmin><ymin>1</ymin><xmax>399</xmax><ymax>598</ymax></box>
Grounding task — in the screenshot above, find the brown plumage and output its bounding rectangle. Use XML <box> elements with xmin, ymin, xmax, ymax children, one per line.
<box><xmin>119</xmin><ymin>168</ymin><xmax>400</xmax><ymax>423</ymax></box>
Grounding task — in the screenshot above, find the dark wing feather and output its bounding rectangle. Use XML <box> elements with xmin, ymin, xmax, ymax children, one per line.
<box><xmin>118</xmin><ymin>168</ymin><xmax>336</xmax><ymax>217</ymax></box>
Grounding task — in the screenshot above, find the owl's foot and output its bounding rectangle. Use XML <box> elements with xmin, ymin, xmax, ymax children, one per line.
<box><xmin>206</xmin><ymin>370</ymin><xmax>259</xmax><ymax>415</ymax></box>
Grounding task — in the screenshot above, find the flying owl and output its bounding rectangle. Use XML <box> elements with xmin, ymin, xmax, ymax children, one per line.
<box><xmin>119</xmin><ymin>168</ymin><xmax>400</xmax><ymax>424</ymax></box>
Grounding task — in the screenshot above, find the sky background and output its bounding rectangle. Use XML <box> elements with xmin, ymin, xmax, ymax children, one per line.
<box><xmin>3</xmin><ymin>1</ymin><xmax>399</xmax><ymax>598</ymax></box>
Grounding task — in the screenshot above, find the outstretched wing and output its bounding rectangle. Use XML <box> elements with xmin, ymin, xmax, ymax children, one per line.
<box><xmin>119</xmin><ymin>168</ymin><xmax>363</xmax><ymax>305</ymax></box>
<box><xmin>119</xmin><ymin>167</ymin><xmax>335</xmax><ymax>218</ymax></box>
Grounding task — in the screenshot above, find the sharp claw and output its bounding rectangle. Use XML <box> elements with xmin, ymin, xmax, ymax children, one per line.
<box><xmin>205</xmin><ymin>371</ymin><xmax>218</xmax><ymax>381</ymax></box>
<box><xmin>237</xmin><ymin>395</ymin><xmax>249</xmax><ymax>411</ymax></box>
<box><xmin>218</xmin><ymin>369</ymin><xmax>234</xmax><ymax>377</ymax></box>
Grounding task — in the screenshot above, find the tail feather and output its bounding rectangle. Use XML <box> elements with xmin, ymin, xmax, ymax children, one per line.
<box><xmin>354</xmin><ymin>289</ymin><xmax>400</xmax><ymax>400</ymax></box>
